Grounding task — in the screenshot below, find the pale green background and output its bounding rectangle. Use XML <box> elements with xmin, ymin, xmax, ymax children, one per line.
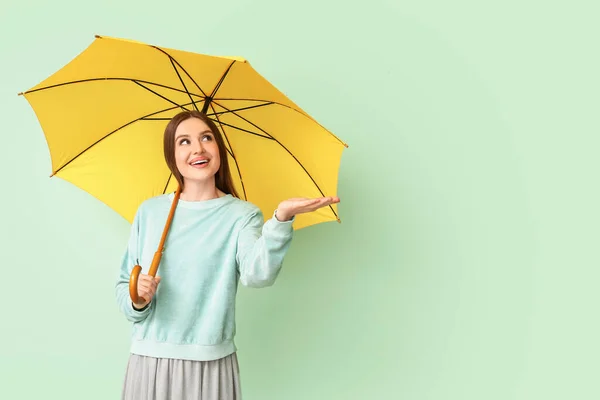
<box><xmin>1</xmin><ymin>0</ymin><xmax>598</xmax><ymax>399</ymax></box>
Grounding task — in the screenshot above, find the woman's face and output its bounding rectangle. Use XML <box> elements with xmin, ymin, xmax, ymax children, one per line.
<box><xmin>173</xmin><ymin>117</ymin><xmax>221</xmax><ymax>185</ymax></box>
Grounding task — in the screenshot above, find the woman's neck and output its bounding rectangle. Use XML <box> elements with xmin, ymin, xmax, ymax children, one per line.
<box><xmin>179</xmin><ymin>179</ymin><xmax>224</xmax><ymax>202</ymax></box>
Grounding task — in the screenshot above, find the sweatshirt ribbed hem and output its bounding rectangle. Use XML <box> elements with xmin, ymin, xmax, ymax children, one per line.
<box><xmin>130</xmin><ymin>339</ymin><xmax>236</xmax><ymax>362</ymax></box>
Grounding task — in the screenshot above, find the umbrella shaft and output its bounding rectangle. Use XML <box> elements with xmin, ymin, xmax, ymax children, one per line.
<box><xmin>149</xmin><ymin>251</ymin><xmax>162</xmax><ymax>277</ymax></box>
<box><xmin>202</xmin><ymin>97</ymin><xmax>212</xmax><ymax>113</ymax></box>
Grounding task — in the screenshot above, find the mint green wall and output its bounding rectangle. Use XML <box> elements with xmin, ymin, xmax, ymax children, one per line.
<box><xmin>1</xmin><ymin>1</ymin><xmax>598</xmax><ymax>399</ymax></box>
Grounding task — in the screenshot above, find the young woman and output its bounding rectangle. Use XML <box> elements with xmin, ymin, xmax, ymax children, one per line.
<box><xmin>116</xmin><ymin>110</ymin><xmax>339</xmax><ymax>399</ymax></box>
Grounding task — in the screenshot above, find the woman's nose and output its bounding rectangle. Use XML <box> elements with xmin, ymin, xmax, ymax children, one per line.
<box><xmin>192</xmin><ymin>140</ymin><xmax>204</xmax><ymax>154</ymax></box>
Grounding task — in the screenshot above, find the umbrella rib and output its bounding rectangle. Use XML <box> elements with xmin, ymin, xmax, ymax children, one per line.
<box><xmin>210</xmin><ymin>61</ymin><xmax>236</xmax><ymax>99</ymax></box>
<box><xmin>212</xmin><ymin>100</ymin><xmax>277</xmax><ymax>140</ymax></box>
<box><xmin>133</xmin><ymin>81</ymin><xmax>189</xmax><ymax>111</ymax></box>
<box><xmin>23</xmin><ymin>77</ymin><xmax>204</xmax><ymax>98</ymax></box>
<box><xmin>166</xmin><ymin>57</ymin><xmax>199</xmax><ymax>112</ymax></box>
<box><xmin>51</xmin><ymin>100</ymin><xmax>197</xmax><ymax>176</ymax></box>
<box><xmin>202</xmin><ymin>61</ymin><xmax>236</xmax><ymax>113</ymax></box>
<box><xmin>212</xmin><ymin>100</ymin><xmax>340</xmax><ymax>220</ymax></box>
<box><xmin>216</xmin><ymin>97</ymin><xmax>289</xmax><ymax>105</ymax></box>
<box><xmin>151</xmin><ymin>46</ymin><xmax>207</xmax><ymax>97</ymax></box>
<box><xmin>215</xmin><ymin>97</ymin><xmax>348</xmax><ymax>148</ymax></box>
<box><xmin>207</xmin><ymin>102</ymin><xmax>274</xmax><ymax>117</ymax></box>
<box><xmin>206</xmin><ymin>118</ymin><xmax>274</xmax><ymax>140</ymax></box>
<box><xmin>210</xmin><ymin>103</ymin><xmax>248</xmax><ymax>200</ymax></box>
<box><xmin>163</xmin><ymin>173</ymin><xmax>173</xmax><ymax>194</ymax></box>
<box><xmin>143</xmin><ymin>115</ymin><xmax>273</xmax><ymax>140</ymax></box>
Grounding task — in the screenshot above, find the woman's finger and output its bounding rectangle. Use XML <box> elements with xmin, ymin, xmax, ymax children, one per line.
<box><xmin>141</xmin><ymin>281</ymin><xmax>158</xmax><ymax>294</ymax></box>
<box><xmin>304</xmin><ymin>198</ymin><xmax>332</xmax><ymax>209</ymax></box>
<box><xmin>140</xmin><ymin>274</ymin><xmax>160</xmax><ymax>286</ymax></box>
<box><xmin>138</xmin><ymin>283</ymin><xmax>152</xmax><ymax>293</ymax></box>
<box><xmin>138</xmin><ymin>279</ymin><xmax>152</xmax><ymax>287</ymax></box>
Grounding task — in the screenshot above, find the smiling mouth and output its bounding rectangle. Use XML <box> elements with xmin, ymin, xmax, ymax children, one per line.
<box><xmin>190</xmin><ymin>160</ymin><xmax>209</xmax><ymax>166</ymax></box>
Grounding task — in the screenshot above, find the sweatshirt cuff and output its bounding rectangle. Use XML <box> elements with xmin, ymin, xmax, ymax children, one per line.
<box><xmin>128</xmin><ymin>300</ymin><xmax>152</xmax><ymax>319</ymax></box>
<box><xmin>264</xmin><ymin>210</ymin><xmax>294</xmax><ymax>237</ymax></box>
<box><xmin>273</xmin><ymin>210</ymin><xmax>295</xmax><ymax>223</ymax></box>
<box><xmin>132</xmin><ymin>302</ymin><xmax>149</xmax><ymax>312</ymax></box>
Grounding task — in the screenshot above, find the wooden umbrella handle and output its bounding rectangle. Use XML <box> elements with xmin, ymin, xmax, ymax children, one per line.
<box><xmin>129</xmin><ymin>187</ymin><xmax>181</xmax><ymax>304</ymax></box>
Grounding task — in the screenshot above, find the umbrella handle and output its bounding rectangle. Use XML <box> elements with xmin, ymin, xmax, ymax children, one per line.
<box><xmin>129</xmin><ymin>251</ymin><xmax>161</xmax><ymax>304</ymax></box>
<box><xmin>128</xmin><ymin>187</ymin><xmax>182</xmax><ymax>305</ymax></box>
<box><xmin>129</xmin><ymin>265</ymin><xmax>143</xmax><ymax>305</ymax></box>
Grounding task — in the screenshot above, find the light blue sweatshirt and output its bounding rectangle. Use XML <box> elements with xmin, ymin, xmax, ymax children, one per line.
<box><xmin>115</xmin><ymin>192</ymin><xmax>294</xmax><ymax>361</ymax></box>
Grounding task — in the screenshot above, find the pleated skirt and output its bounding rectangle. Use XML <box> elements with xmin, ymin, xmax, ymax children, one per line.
<box><xmin>121</xmin><ymin>353</ymin><xmax>242</xmax><ymax>400</ymax></box>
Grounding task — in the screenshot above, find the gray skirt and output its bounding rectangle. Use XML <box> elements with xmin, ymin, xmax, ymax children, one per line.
<box><xmin>122</xmin><ymin>353</ymin><xmax>242</xmax><ymax>400</ymax></box>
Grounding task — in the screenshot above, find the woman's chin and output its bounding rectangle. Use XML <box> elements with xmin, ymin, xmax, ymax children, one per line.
<box><xmin>181</xmin><ymin>172</ymin><xmax>217</xmax><ymax>184</ymax></box>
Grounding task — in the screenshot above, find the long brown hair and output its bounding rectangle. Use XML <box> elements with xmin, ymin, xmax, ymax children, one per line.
<box><xmin>163</xmin><ymin>110</ymin><xmax>240</xmax><ymax>198</ymax></box>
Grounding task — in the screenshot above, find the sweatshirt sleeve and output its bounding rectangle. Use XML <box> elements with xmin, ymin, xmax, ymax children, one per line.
<box><xmin>236</xmin><ymin>208</ymin><xmax>294</xmax><ymax>288</ymax></box>
<box><xmin>115</xmin><ymin>206</ymin><xmax>152</xmax><ymax>322</ymax></box>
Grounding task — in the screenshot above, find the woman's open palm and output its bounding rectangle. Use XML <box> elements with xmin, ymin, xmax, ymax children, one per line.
<box><xmin>276</xmin><ymin>196</ymin><xmax>340</xmax><ymax>221</ymax></box>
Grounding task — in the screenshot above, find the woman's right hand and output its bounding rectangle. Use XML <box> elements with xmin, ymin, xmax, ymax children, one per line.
<box><xmin>133</xmin><ymin>274</ymin><xmax>161</xmax><ymax>310</ymax></box>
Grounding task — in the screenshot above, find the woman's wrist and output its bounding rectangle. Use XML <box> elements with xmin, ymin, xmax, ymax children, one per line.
<box><xmin>275</xmin><ymin>209</ymin><xmax>293</xmax><ymax>222</ymax></box>
<box><xmin>132</xmin><ymin>302</ymin><xmax>149</xmax><ymax>311</ymax></box>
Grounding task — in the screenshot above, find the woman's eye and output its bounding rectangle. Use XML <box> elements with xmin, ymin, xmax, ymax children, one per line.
<box><xmin>202</xmin><ymin>135</ymin><xmax>212</xmax><ymax>141</ymax></box>
<box><xmin>179</xmin><ymin>139</ymin><xmax>190</xmax><ymax>145</ymax></box>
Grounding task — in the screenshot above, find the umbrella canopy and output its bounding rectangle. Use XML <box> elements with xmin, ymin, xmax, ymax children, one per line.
<box><xmin>20</xmin><ymin>35</ymin><xmax>347</xmax><ymax>229</ymax></box>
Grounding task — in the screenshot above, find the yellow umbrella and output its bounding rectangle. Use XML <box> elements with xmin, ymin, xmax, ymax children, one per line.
<box><xmin>20</xmin><ymin>35</ymin><xmax>347</xmax><ymax>231</ymax></box>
